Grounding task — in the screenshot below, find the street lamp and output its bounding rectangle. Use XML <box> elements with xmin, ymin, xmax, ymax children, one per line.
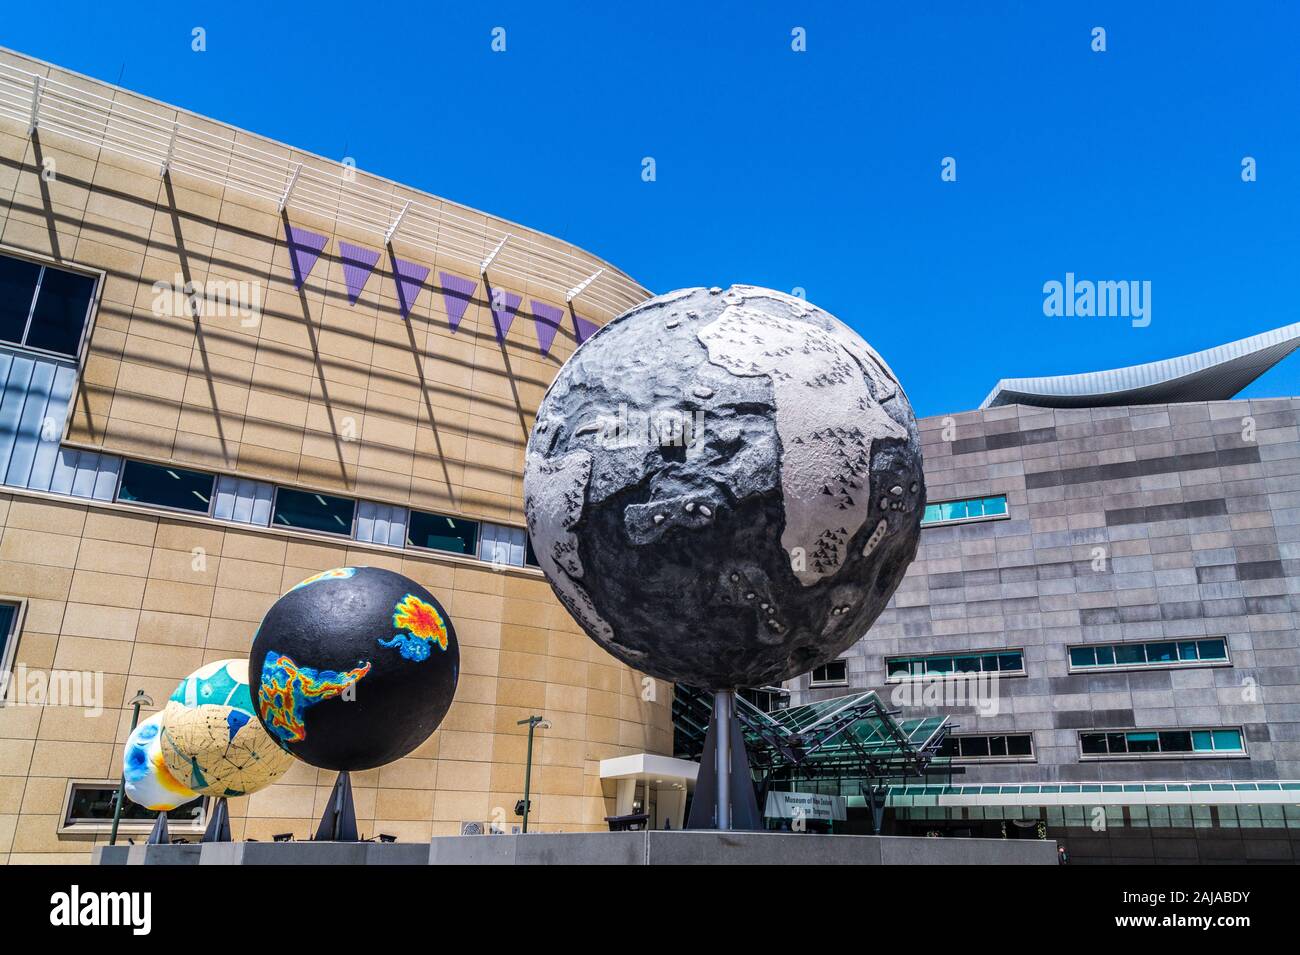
<box><xmin>516</xmin><ymin>714</ymin><xmax>550</xmax><ymax>833</ymax></box>
<box><xmin>109</xmin><ymin>689</ymin><xmax>154</xmax><ymax>846</ymax></box>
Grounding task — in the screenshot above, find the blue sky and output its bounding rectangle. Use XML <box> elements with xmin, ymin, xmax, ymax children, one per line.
<box><xmin>3</xmin><ymin>2</ymin><xmax>1297</xmax><ymax>416</ymax></box>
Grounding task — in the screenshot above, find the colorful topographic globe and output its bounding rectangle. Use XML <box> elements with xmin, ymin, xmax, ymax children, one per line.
<box><xmin>122</xmin><ymin>710</ymin><xmax>197</xmax><ymax>810</ymax></box>
<box><xmin>247</xmin><ymin>566</ymin><xmax>460</xmax><ymax>771</ymax></box>
<box><xmin>158</xmin><ymin>658</ymin><xmax>294</xmax><ymax>798</ymax></box>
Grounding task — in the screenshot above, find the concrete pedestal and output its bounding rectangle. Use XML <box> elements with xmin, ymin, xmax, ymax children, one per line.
<box><xmin>94</xmin><ymin>831</ymin><xmax>1057</xmax><ymax>865</ymax></box>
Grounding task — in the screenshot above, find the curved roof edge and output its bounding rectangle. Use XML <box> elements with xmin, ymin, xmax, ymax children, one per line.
<box><xmin>980</xmin><ymin>322</ymin><xmax>1300</xmax><ymax>410</ymax></box>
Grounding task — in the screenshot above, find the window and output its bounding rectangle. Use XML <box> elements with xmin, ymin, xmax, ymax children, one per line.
<box><xmin>0</xmin><ymin>601</ymin><xmax>21</xmax><ymax>697</ymax></box>
<box><xmin>272</xmin><ymin>487</ymin><xmax>356</xmax><ymax>536</ymax></box>
<box><xmin>886</xmin><ymin>649</ymin><xmax>1025</xmax><ymax>680</ymax></box>
<box><xmin>0</xmin><ymin>252</ymin><xmax>96</xmax><ymax>358</ymax></box>
<box><xmin>938</xmin><ymin>733</ymin><xmax>1034</xmax><ymax>761</ymax></box>
<box><xmin>116</xmin><ymin>460</ymin><xmax>214</xmax><ymax>514</ymax></box>
<box><xmin>810</xmin><ymin>659</ymin><xmax>848</xmax><ymax>686</ymax></box>
<box><xmin>1079</xmin><ymin>727</ymin><xmax>1245</xmax><ymax>758</ymax></box>
<box><xmin>525</xmin><ymin>534</ymin><xmax>541</xmax><ymax>568</ymax></box>
<box><xmin>59</xmin><ymin>780</ymin><xmax>205</xmax><ymax>834</ymax></box>
<box><xmin>407</xmin><ymin>510</ymin><xmax>479</xmax><ymax>556</ymax></box>
<box><xmin>1069</xmin><ymin>638</ymin><xmax>1229</xmax><ymax>671</ymax></box>
<box><xmin>479</xmin><ymin>522</ymin><xmax>526</xmax><ymax>567</ymax></box>
<box><xmin>921</xmin><ymin>494</ymin><xmax>1008</xmax><ymax>526</ymax></box>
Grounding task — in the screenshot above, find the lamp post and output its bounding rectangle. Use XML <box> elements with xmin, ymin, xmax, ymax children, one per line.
<box><xmin>109</xmin><ymin>689</ymin><xmax>154</xmax><ymax>846</ymax></box>
<box><xmin>516</xmin><ymin>714</ymin><xmax>549</xmax><ymax>833</ymax></box>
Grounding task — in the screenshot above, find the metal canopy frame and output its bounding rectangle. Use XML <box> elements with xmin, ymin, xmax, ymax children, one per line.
<box><xmin>676</xmin><ymin>686</ymin><xmax>954</xmax><ymax>805</ymax></box>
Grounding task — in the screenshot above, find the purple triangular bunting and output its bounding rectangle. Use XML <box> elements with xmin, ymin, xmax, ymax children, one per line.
<box><xmin>438</xmin><ymin>272</ymin><xmax>478</xmax><ymax>333</ymax></box>
<box><xmin>285</xmin><ymin>224</ymin><xmax>329</xmax><ymax>289</ymax></box>
<box><xmin>489</xmin><ymin>289</ymin><xmax>523</xmax><ymax>343</ymax></box>
<box><xmin>573</xmin><ymin>313</ymin><xmax>599</xmax><ymax>345</ymax></box>
<box><xmin>339</xmin><ymin>241</ymin><xmax>380</xmax><ymax>305</ymax></box>
<box><xmin>531</xmin><ymin>301</ymin><xmax>564</xmax><ymax>355</ymax></box>
<box><xmin>392</xmin><ymin>257</ymin><xmax>430</xmax><ymax>319</ymax></box>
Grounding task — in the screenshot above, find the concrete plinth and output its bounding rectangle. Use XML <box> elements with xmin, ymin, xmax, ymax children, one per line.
<box><xmin>95</xmin><ymin>831</ymin><xmax>1058</xmax><ymax>865</ymax></box>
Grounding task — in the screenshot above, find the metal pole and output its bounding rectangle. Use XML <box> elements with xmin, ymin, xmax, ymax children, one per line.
<box><xmin>714</xmin><ymin>690</ymin><xmax>732</xmax><ymax>830</ymax></box>
<box><xmin>109</xmin><ymin>690</ymin><xmax>152</xmax><ymax>846</ymax></box>
<box><xmin>517</xmin><ymin>714</ymin><xmax>546</xmax><ymax>833</ymax></box>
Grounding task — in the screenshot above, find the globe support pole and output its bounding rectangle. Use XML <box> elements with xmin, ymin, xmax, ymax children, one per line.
<box><xmin>715</xmin><ymin>690</ymin><xmax>732</xmax><ymax>830</ymax></box>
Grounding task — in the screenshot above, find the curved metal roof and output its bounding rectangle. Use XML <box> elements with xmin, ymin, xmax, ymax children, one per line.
<box><xmin>981</xmin><ymin>322</ymin><xmax>1300</xmax><ymax>409</ymax></box>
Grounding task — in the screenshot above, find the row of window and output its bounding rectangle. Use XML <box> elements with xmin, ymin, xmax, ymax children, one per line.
<box><xmin>938</xmin><ymin>728</ymin><xmax>1247</xmax><ymax>763</ymax></box>
<box><xmin>938</xmin><ymin>733</ymin><xmax>1034</xmax><ymax>760</ymax></box>
<box><xmin>1069</xmin><ymin>638</ymin><xmax>1228</xmax><ymax>670</ymax></box>
<box><xmin>0</xmin><ymin>254</ymin><xmax>95</xmax><ymax>359</ymax></box>
<box><xmin>887</xmin><ymin>650</ymin><xmax>1025</xmax><ymax>680</ymax></box>
<box><xmin>1080</xmin><ymin>728</ymin><xmax>1245</xmax><ymax>758</ymax></box>
<box><xmin>921</xmin><ymin>494</ymin><xmax>1008</xmax><ymax>526</ymax></box>
<box><xmin>111</xmin><ymin>458</ymin><xmax>537</xmax><ymax>568</ymax></box>
<box><xmin>883</xmin><ymin>641</ymin><xmax>1230</xmax><ymax>683</ymax></box>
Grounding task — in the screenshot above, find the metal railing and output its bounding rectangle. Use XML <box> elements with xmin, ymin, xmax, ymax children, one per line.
<box><xmin>0</xmin><ymin>58</ymin><xmax>650</xmax><ymax>317</ymax></box>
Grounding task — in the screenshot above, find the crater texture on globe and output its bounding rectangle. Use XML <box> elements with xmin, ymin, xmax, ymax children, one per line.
<box><xmin>524</xmin><ymin>285</ymin><xmax>925</xmax><ymax>689</ymax></box>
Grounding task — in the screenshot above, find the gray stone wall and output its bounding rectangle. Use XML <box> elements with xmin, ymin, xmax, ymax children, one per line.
<box><xmin>788</xmin><ymin>398</ymin><xmax>1300</xmax><ymax>784</ymax></box>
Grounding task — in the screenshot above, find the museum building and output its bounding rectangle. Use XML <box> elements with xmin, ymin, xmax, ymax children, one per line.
<box><xmin>782</xmin><ymin>326</ymin><xmax>1300</xmax><ymax>862</ymax></box>
<box><xmin>0</xmin><ymin>48</ymin><xmax>674</xmax><ymax>863</ymax></box>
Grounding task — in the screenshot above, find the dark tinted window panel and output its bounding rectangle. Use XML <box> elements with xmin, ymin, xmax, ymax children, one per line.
<box><xmin>1159</xmin><ymin>731</ymin><xmax>1192</xmax><ymax>752</ymax></box>
<box><xmin>406</xmin><ymin>510</ymin><xmax>478</xmax><ymax>555</ymax></box>
<box><xmin>1007</xmin><ymin>735</ymin><xmax>1033</xmax><ymax>757</ymax></box>
<box><xmin>117</xmin><ymin>459</ymin><xmax>214</xmax><ymax>513</ymax></box>
<box><xmin>26</xmin><ymin>267</ymin><xmax>95</xmax><ymax>356</ymax></box>
<box><xmin>0</xmin><ymin>602</ymin><xmax>16</xmax><ymax>666</ymax></box>
<box><xmin>1114</xmin><ymin>644</ymin><xmax>1146</xmax><ymax>665</ymax></box>
<box><xmin>525</xmin><ymin>535</ymin><xmax>540</xmax><ymax>567</ymax></box>
<box><xmin>65</xmin><ymin>784</ymin><xmax>204</xmax><ymax>825</ymax></box>
<box><xmin>273</xmin><ymin>487</ymin><xmax>355</xmax><ymax>535</ymax></box>
<box><xmin>960</xmin><ymin>737</ymin><xmax>990</xmax><ymax>757</ymax></box>
<box><xmin>1198</xmin><ymin>639</ymin><xmax>1228</xmax><ymax>661</ymax></box>
<box><xmin>1080</xmin><ymin>733</ymin><xmax>1107</xmax><ymax>754</ymax></box>
<box><xmin>0</xmin><ymin>256</ymin><xmax>41</xmax><ymax>345</ymax></box>
<box><xmin>998</xmin><ymin>653</ymin><xmax>1023</xmax><ymax>672</ymax></box>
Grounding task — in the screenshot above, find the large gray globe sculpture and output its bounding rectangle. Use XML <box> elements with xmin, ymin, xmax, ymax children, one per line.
<box><xmin>523</xmin><ymin>285</ymin><xmax>925</xmax><ymax>690</ymax></box>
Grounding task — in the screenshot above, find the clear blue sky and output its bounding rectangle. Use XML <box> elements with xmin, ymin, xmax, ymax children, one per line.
<box><xmin>4</xmin><ymin>2</ymin><xmax>1297</xmax><ymax>416</ymax></box>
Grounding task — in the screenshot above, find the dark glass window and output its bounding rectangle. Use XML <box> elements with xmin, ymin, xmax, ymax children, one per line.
<box><xmin>525</xmin><ymin>535</ymin><xmax>540</xmax><ymax>568</ymax></box>
<box><xmin>406</xmin><ymin>510</ymin><xmax>479</xmax><ymax>555</ymax></box>
<box><xmin>941</xmin><ymin>733</ymin><xmax>1032</xmax><ymax>760</ymax></box>
<box><xmin>998</xmin><ymin>653</ymin><xmax>1023</xmax><ymax>672</ymax></box>
<box><xmin>1159</xmin><ymin>731</ymin><xmax>1193</xmax><ymax>753</ymax></box>
<box><xmin>1127</xmin><ymin>733</ymin><xmax>1160</xmax><ymax>754</ymax></box>
<box><xmin>1198</xmin><ymin>639</ymin><xmax>1228</xmax><ymax>661</ymax></box>
<box><xmin>1080</xmin><ymin>733</ymin><xmax>1107</xmax><ymax>755</ymax></box>
<box><xmin>1106</xmin><ymin>732</ymin><xmax>1129</xmax><ymax>753</ymax></box>
<box><xmin>0</xmin><ymin>602</ymin><xmax>17</xmax><ymax>670</ymax></box>
<box><xmin>811</xmin><ymin>660</ymin><xmax>848</xmax><ymax>685</ymax></box>
<box><xmin>273</xmin><ymin>487</ymin><xmax>356</xmax><ymax>535</ymax></box>
<box><xmin>117</xmin><ymin>460</ymin><xmax>214</xmax><ymax>513</ymax></box>
<box><xmin>887</xmin><ymin>658</ymin><xmax>910</xmax><ymax>679</ymax></box>
<box><xmin>1006</xmin><ymin>734</ymin><xmax>1033</xmax><ymax>757</ymax></box>
<box><xmin>26</xmin><ymin>267</ymin><xmax>96</xmax><ymax>355</ymax></box>
<box><xmin>1147</xmin><ymin>642</ymin><xmax>1177</xmax><ymax>664</ymax></box>
<box><xmin>1114</xmin><ymin>644</ymin><xmax>1146</xmax><ymax>665</ymax></box>
<box><xmin>0</xmin><ymin>255</ymin><xmax>41</xmax><ymax>344</ymax></box>
<box><xmin>1071</xmin><ymin>639</ymin><xmax>1229</xmax><ymax>670</ymax></box>
<box><xmin>956</xmin><ymin>655</ymin><xmax>981</xmax><ymax>674</ymax></box>
<box><xmin>64</xmin><ymin>784</ymin><xmax>204</xmax><ymax>826</ymax></box>
<box><xmin>0</xmin><ymin>255</ymin><xmax>95</xmax><ymax>358</ymax></box>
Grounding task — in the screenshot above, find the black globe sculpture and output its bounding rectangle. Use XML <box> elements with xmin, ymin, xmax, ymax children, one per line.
<box><xmin>249</xmin><ymin>566</ymin><xmax>459</xmax><ymax>774</ymax></box>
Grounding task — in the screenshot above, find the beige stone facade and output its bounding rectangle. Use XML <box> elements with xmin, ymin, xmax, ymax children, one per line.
<box><xmin>0</xmin><ymin>48</ymin><xmax>671</xmax><ymax>863</ymax></box>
